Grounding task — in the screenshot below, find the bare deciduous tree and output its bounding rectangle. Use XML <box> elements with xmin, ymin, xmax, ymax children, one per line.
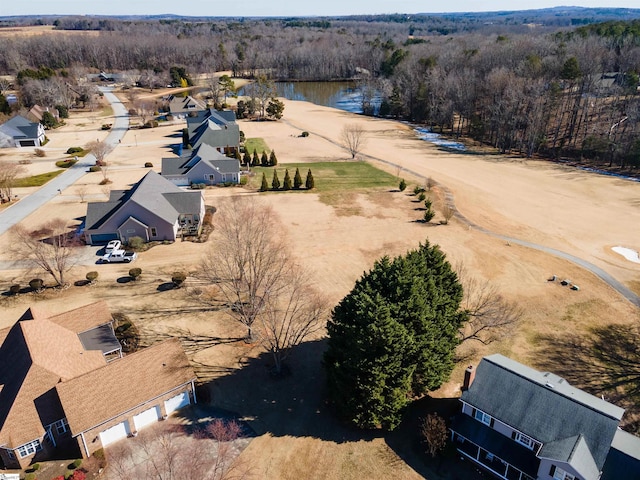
<box><xmin>341</xmin><ymin>123</ymin><xmax>366</xmax><ymax>159</ymax></box>
<box><xmin>199</xmin><ymin>198</ymin><xmax>289</xmax><ymax>341</ymax></box>
<box><xmin>259</xmin><ymin>267</ymin><xmax>328</xmax><ymax>374</ymax></box>
<box><xmin>457</xmin><ymin>263</ymin><xmax>523</xmax><ymax>345</ymax></box>
<box><xmin>76</xmin><ymin>184</ymin><xmax>89</xmax><ymax>202</ymax></box>
<box><xmin>10</xmin><ymin>218</ymin><xmax>81</xmax><ymax>286</ymax></box>
<box><xmin>105</xmin><ymin>419</ymin><xmax>250</xmax><ymax>480</ymax></box>
<box><xmin>0</xmin><ymin>161</ymin><xmax>25</xmax><ymax>202</ymax></box>
<box><xmin>419</xmin><ymin>414</ymin><xmax>448</xmax><ymax>457</ymax></box>
<box><xmin>86</xmin><ymin>140</ymin><xmax>111</xmax><ymax>164</ymax></box>
<box><xmin>197</xmin><ymin>198</ymin><xmax>327</xmax><ymax>374</ymax></box>
<box><xmin>133</xmin><ymin>98</ymin><xmax>156</xmax><ymax>125</ymax></box>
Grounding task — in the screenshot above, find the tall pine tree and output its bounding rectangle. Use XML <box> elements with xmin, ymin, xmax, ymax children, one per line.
<box><xmin>271</xmin><ymin>170</ymin><xmax>281</xmax><ymax>190</ymax></box>
<box><xmin>260</xmin><ymin>172</ymin><xmax>268</xmax><ymax>192</ymax></box>
<box><xmin>269</xmin><ymin>150</ymin><xmax>278</xmax><ymax>166</ymax></box>
<box><xmin>305</xmin><ymin>169</ymin><xmax>315</xmax><ymax>189</ymax></box>
<box><xmin>293</xmin><ymin>168</ymin><xmax>303</xmax><ymax>189</ymax></box>
<box><xmin>283</xmin><ymin>169</ymin><xmax>292</xmax><ymax>190</ymax></box>
<box><xmin>261</xmin><ymin>151</ymin><xmax>269</xmax><ymax>166</ymax></box>
<box><xmin>324</xmin><ymin>242</ymin><xmax>466</xmax><ymax>430</ymax></box>
<box><xmin>243</xmin><ymin>150</ymin><xmax>251</xmax><ymax>166</ymax></box>
<box><xmin>252</xmin><ymin>150</ymin><xmax>260</xmax><ymax>167</ymax></box>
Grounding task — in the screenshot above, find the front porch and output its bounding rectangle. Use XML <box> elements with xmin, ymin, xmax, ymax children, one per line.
<box><xmin>453</xmin><ymin>432</ymin><xmax>535</xmax><ymax>480</ymax></box>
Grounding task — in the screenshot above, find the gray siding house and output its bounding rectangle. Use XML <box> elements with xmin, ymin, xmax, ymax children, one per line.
<box><xmin>84</xmin><ymin>170</ymin><xmax>204</xmax><ymax>245</ymax></box>
<box><xmin>162</xmin><ymin>143</ymin><xmax>241</xmax><ymax>187</ymax></box>
<box><xmin>0</xmin><ymin>115</ymin><xmax>45</xmax><ymax>148</ymax></box>
<box><xmin>451</xmin><ymin>354</ymin><xmax>640</xmax><ymax>480</ymax></box>
<box><xmin>186</xmin><ymin>109</ymin><xmax>239</xmax><ymax>153</ymax></box>
<box><xmin>167</xmin><ymin>95</ymin><xmax>206</xmax><ymax>117</ymax></box>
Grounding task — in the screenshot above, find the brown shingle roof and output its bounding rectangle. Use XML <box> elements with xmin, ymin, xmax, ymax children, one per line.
<box><xmin>56</xmin><ymin>339</ymin><xmax>196</xmax><ymax>434</ymax></box>
<box><xmin>47</xmin><ymin>301</ymin><xmax>113</xmax><ymax>333</ymax></box>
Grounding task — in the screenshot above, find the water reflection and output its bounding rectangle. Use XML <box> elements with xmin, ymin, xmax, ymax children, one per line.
<box><xmin>275</xmin><ymin>82</ymin><xmax>381</xmax><ymax>115</ymax></box>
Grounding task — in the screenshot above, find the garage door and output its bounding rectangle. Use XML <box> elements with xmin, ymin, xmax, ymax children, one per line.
<box><xmin>89</xmin><ymin>233</ymin><xmax>119</xmax><ymax>245</ymax></box>
<box><xmin>133</xmin><ymin>406</ymin><xmax>161</xmax><ymax>431</ymax></box>
<box><xmin>99</xmin><ymin>421</ymin><xmax>130</xmax><ymax>447</ymax></box>
<box><xmin>164</xmin><ymin>392</ymin><xmax>190</xmax><ymax>415</ymax></box>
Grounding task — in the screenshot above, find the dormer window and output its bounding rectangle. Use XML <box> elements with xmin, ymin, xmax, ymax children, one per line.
<box><xmin>551</xmin><ymin>466</ymin><xmax>576</xmax><ymax>480</ymax></box>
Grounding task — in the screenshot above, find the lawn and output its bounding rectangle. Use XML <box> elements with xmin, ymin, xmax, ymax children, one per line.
<box><xmin>248</xmin><ymin>161</ymin><xmax>399</xmax><ymax>193</ymax></box>
<box><xmin>14</xmin><ymin>170</ymin><xmax>64</xmax><ymax>187</ymax></box>
<box><xmin>244</xmin><ymin>137</ymin><xmax>270</xmax><ymax>155</ymax></box>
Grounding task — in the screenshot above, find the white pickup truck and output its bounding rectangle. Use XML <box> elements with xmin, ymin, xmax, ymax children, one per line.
<box><xmin>100</xmin><ymin>249</ymin><xmax>138</xmax><ymax>263</ymax></box>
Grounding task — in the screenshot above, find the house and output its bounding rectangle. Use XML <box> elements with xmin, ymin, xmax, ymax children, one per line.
<box><xmin>162</xmin><ymin>143</ymin><xmax>241</xmax><ymax>187</ymax></box>
<box><xmin>84</xmin><ymin>170</ymin><xmax>205</xmax><ymax>245</ymax></box>
<box><xmin>0</xmin><ymin>302</ymin><xmax>197</xmax><ymax>468</ymax></box>
<box><xmin>186</xmin><ymin>108</ymin><xmax>240</xmax><ymax>154</ymax></box>
<box><xmin>167</xmin><ymin>95</ymin><xmax>206</xmax><ymax>117</ymax></box>
<box><xmin>0</xmin><ymin>115</ymin><xmax>45</xmax><ymax>148</ymax></box>
<box><xmin>451</xmin><ymin>354</ymin><xmax>640</xmax><ymax>480</ymax></box>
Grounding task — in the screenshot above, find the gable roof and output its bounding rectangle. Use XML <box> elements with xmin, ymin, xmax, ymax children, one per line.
<box><xmin>168</xmin><ymin>95</ymin><xmax>206</xmax><ymax>114</ymax></box>
<box><xmin>461</xmin><ymin>354</ymin><xmax>623</xmax><ymax>471</ymax></box>
<box><xmin>56</xmin><ymin>339</ymin><xmax>195</xmax><ymax>435</ymax></box>
<box><xmin>162</xmin><ymin>143</ymin><xmax>240</xmax><ymax>178</ymax></box>
<box><xmin>0</xmin><ymin>115</ymin><xmax>41</xmax><ymax>140</ymax></box>
<box><xmin>85</xmin><ymin>171</ymin><xmax>202</xmax><ymax>230</ymax></box>
<box><xmin>186</xmin><ymin>108</ymin><xmax>238</xmax><ymax>138</ymax></box>
<box><xmin>0</xmin><ymin>303</ymin><xmax>112</xmax><ymax>448</ymax></box>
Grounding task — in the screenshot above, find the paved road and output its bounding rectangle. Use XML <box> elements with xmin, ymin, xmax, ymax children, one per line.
<box><xmin>0</xmin><ymin>87</ymin><xmax>128</xmax><ymax>237</ymax></box>
<box><xmin>282</xmin><ymin>118</ymin><xmax>640</xmax><ymax>308</ymax></box>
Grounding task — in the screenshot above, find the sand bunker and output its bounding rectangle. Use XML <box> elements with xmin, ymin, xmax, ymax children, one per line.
<box><xmin>612</xmin><ymin>246</ymin><xmax>640</xmax><ymax>264</ymax></box>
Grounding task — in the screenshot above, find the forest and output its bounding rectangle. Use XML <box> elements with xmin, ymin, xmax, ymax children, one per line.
<box><xmin>2</xmin><ymin>9</ymin><xmax>640</xmax><ymax>169</ymax></box>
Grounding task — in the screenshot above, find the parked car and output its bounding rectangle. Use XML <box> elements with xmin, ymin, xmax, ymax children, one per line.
<box><xmin>101</xmin><ymin>249</ymin><xmax>137</xmax><ymax>263</ymax></box>
<box><xmin>105</xmin><ymin>240</ymin><xmax>122</xmax><ymax>254</ymax></box>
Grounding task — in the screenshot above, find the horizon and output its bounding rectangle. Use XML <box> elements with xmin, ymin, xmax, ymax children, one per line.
<box><xmin>2</xmin><ymin>1</ymin><xmax>639</xmax><ymax>18</ymax></box>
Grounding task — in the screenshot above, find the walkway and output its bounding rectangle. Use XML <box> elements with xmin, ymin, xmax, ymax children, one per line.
<box><xmin>0</xmin><ymin>87</ymin><xmax>128</xmax><ymax>237</ymax></box>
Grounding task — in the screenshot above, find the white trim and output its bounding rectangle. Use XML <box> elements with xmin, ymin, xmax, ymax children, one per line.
<box><xmin>191</xmin><ymin>380</ymin><xmax>197</xmax><ymax>404</ymax></box>
<box><xmin>80</xmin><ymin>432</ymin><xmax>90</xmax><ymax>458</ymax></box>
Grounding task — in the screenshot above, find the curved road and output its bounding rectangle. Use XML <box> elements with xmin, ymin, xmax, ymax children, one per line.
<box><xmin>0</xmin><ymin>87</ymin><xmax>128</xmax><ymax>237</ymax></box>
<box><xmin>282</xmin><ymin>118</ymin><xmax>640</xmax><ymax>308</ymax></box>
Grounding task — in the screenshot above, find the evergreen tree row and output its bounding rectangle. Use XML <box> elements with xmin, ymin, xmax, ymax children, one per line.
<box><xmin>260</xmin><ymin>168</ymin><xmax>314</xmax><ymax>191</ymax></box>
<box><xmin>242</xmin><ymin>149</ymin><xmax>278</xmax><ymax>167</ymax></box>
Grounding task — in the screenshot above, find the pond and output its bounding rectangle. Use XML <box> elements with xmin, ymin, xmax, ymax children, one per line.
<box><xmin>275</xmin><ymin>81</ymin><xmax>381</xmax><ymax>115</ymax></box>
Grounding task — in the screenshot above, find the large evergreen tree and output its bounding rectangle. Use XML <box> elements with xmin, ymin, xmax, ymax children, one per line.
<box><xmin>260</xmin><ymin>172</ymin><xmax>269</xmax><ymax>192</ymax></box>
<box><xmin>324</xmin><ymin>242</ymin><xmax>466</xmax><ymax>430</ymax></box>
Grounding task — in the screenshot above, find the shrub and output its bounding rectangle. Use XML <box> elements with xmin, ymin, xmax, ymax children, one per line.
<box><xmin>9</xmin><ymin>284</ymin><xmax>20</xmax><ymax>294</ymax></box>
<box><xmin>101</xmin><ymin>123</ymin><xmax>112</xmax><ymax>130</ymax></box>
<box><xmin>172</xmin><ymin>271</ymin><xmax>187</xmax><ymax>287</ymax></box>
<box><xmin>418</xmin><ymin>192</ymin><xmax>426</xmax><ymax>202</ymax></box>
<box><xmin>29</xmin><ymin>278</ymin><xmax>44</xmax><ymax>291</ymax></box>
<box><xmin>239</xmin><ymin>175</ymin><xmax>248</xmax><ymax>185</ymax></box>
<box><xmin>190</xmin><ymin>183</ymin><xmax>206</xmax><ymax>189</ymax></box>
<box><xmin>413</xmin><ymin>185</ymin><xmax>424</xmax><ymax>195</ymax></box>
<box><xmin>399</xmin><ymin>179</ymin><xmax>407</xmax><ymax>191</ymax></box>
<box><xmin>31</xmin><ymin>463</ymin><xmax>41</xmax><ymax>471</ymax></box>
<box><xmin>300</xmin><ymin>131</ymin><xmax>309</xmax><ymax>137</ymax></box>
<box><xmin>56</xmin><ymin>159</ymin><xmax>78</xmax><ymax>168</ymax></box>
<box><xmin>89</xmin><ymin>165</ymin><xmax>101</xmax><ymax>172</ymax></box>
<box><xmin>34</xmin><ymin>148</ymin><xmax>46</xmax><ymax>157</ymax></box>
<box><xmin>424</xmin><ymin>198</ymin><xmax>433</xmax><ymax>210</ymax></box>
<box><xmin>127</xmin><ymin>236</ymin><xmax>145</xmax><ymax>250</ymax></box>
<box><xmin>129</xmin><ymin>267</ymin><xmax>142</xmax><ymax>280</ymax></box>
<box><xmin>98</xmin><ymin>178</ymin><xmax>111</xmax><ymax>185</ymax></box>
<box><xmin>423</xmin><ymin>209</ymin><xmax>435</xmax><ymax>222</ymax></box>
<box><xmin>86</xmin><ymin>271</ymin><xmax>99</xmax><ymax>283</ymax></box>
<box><xmin>144</xmin><ymin>162</ymin><xmax>153</xmax><ymax>168</ymax></box>
<box><xmin>66</xmin><ymin>147</ymin><xmax>83</xmax><ymax>154</ymax></box>
<box><xmin>24</xmin><ymin>473</ymin><xmax>36</xmax><ymax>480</ymax></box>
<box><xmin>71</xmin><ymin>459</ymin><xmax>82</xmax><ymax>469</ymax></box>
<box><xmin>269</xmin><ymin>150</ymin><xmax>278</xmax><ymax>166</ymax></box>
<box><xmin>261</xmin><ymin>151</ymin><xmax>269</xmax><ymax>166</ymax></box>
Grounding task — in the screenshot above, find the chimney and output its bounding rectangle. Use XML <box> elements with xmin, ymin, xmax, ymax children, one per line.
<box><xmin>462</xmin><ymin>365</ymin><xmax>475</xmax><ymax>391</ymax></box>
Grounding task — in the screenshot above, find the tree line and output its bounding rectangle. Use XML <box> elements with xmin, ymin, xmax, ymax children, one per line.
<box><xmin>2</xmin><ymin>15</ymin><xmax>640</xmax><ymax>167</ymax></box>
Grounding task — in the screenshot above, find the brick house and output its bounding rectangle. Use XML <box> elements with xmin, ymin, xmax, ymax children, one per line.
<box><xmin>451</xmin><ymin>354</ymin><xmax>640</xmax><ymax>480</ymax></box>
<box><xmin>0</xmin><ymin>303</ymin><xmax>196</xmax><ymax>469</ymax></box>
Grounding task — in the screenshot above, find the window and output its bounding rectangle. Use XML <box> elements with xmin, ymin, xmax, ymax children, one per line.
<box><xmin>6</xmin><ymin>449</ymin><xmax>15</xmax><ymax>459</ymax></box>
<box><xmin>473</xmin><ymin>409</ymin><xmax>493</xmax><ymax>426</ymax></box>
<box><xmin>17</xmin><ymin>440</ymin><xmax>41</xmax><ymax>458</ymax></box>
<box><xmin>513</xmin><ymin>432</ymin><xmax>536</xmax><ymax>450</ymax></box>
<box><xmin>552</xmin><ymin>466</ymin><xmax>576</xmax><ymax>480</ymax></box>
<box><xmin>55</xmin><ymin>418</ymin><xmax>69</xmax><ymax>435</ymax></box>
<box><xmin>150</xmin><ymin>227</ymin><xmax>157</xmax><ymax>237</ymax></box>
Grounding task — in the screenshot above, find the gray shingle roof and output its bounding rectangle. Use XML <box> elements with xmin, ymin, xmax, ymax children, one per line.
<box><xmin>601</xmin><ymin>430</ymin><xmax>640</xmax><ymax>480</ymax></box>
<box><xmin>0</xmin><ymin>115</ymin><xmax>40</xmax><ymax>140</ymax></box>
<box><xmin>540</xmin><ymin>435</ymin><xmax>599</xmax><ymax>480</ymax></box>
<box><xmin>86</xmin><ymin>171</ymin><xmax>202</xmax><ymax>229</ymax></box>
<box><xmin>162</xmin><ymin>143</ymin><xmax>239</xmax><ymax>178</ymax></box>
<box><xmin>462</xmin><ymin>354</ymin><xmax>623</xmax><ymax>471</ymax></box>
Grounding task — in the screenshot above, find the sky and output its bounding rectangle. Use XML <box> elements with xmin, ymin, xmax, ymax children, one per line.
<box><xmin>2</xmin><ymin>0</ymin><xmax>640</xmax><ymax>17</ymax></box>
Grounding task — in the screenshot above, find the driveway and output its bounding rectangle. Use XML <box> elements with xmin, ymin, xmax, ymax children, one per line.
<box><xmin>0</xmin><ymin>87</ymin><xmax>128</xmax><ymax>237</ymax></box>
